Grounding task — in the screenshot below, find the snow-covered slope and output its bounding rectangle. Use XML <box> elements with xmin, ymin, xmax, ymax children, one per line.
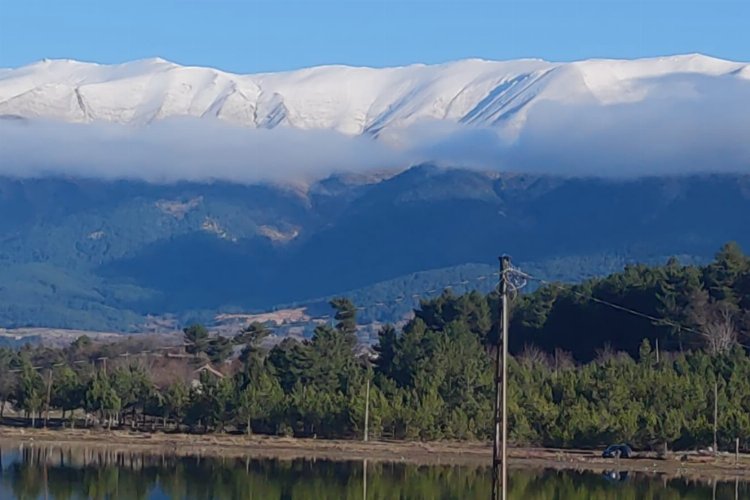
<box><xmin>0</xmin><ymin>54</ymin><xmax>747</xmax><ymax>135</ymax></box>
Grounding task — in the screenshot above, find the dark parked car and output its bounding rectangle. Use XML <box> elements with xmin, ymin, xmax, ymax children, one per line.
<box><xmin>602</xmin><ymin>444</ymin><xmax>633</xmax><ymax>458</ymax></box>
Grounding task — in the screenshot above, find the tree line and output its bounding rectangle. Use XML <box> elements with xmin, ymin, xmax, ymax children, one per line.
<box><xmin>512</xmin><ymin>242</ymin><xmax>750</xmax><ymax>360</ymax></box>
<box><xmin>0</xmin><ymin>244</ymin><xmax>749</xmax><ymax>452</ymax></box>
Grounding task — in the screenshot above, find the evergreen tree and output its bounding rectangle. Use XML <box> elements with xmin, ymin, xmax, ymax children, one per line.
<box><xmin>0</xmin><ymin>349</ymin><xmax>16</xmax><ymax>418</ymax></box>
<box><xmin>85</xmin><ymin>371</ymin><xmax>121</xmax><ymax>429</ymax></box>
<box><xmin>183</xmin><ymin>324</ymin><xmax>209</xmax><ymax>355</ymax></box>
<box><xmin>15</xmin><ymin>357</ymin><xmax>45</xmax><ymax>426</ymax></box>
<box><xmin>330</xmin><ymin>297</ymin><xmax>357</xmax><ymax>337</ymax></box>
<box><xmin>52</xmin><ymin>366</ymin><xmax>84</xmax><ymax>422</ymax></box>
<box><xmin>237</xmin><ymin>369</ymin><xmax>283</xmax><ymax>435</ymax></box>
<box><xmin>164</xmin><ymin>381</ymin><xmax>189</xmax><ymax>430</ymax></box>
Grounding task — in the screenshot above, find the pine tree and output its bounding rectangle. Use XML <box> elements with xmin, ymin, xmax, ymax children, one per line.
<box><xmin>16</xmin><ymin>358</ymin><xmax>44</xmax><ymax>426</ymax></box>
<box><xmin>183</xmin><ymin>324</ymin><xmax>209</xmax><ymax>355</ymax></box>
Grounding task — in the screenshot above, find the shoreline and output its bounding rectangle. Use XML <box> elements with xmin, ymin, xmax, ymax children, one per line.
<box><xmin>1</xmin><ymin>428</ymin><xmax>749</xmax><ymax>481</ymax></box>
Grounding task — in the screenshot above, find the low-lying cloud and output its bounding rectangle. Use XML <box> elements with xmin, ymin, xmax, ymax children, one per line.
<box><xmin>401</xmin><ymin>74</ymin><xmax>750</xmax><ymax>177</ymax></box>
<box><xmin>0</xmin><ymin>118</ymin><xmax>407</xmax><ymax>183</ymax></box>
<box><xmin>1</xmin><ymin>73</ymin><xmax>749</xmax><ymax>182</ymax></box>
<box><xmin>507</xmin><ymin>75</ymin><xmax>750</xmax><ymax>177</ymax></box>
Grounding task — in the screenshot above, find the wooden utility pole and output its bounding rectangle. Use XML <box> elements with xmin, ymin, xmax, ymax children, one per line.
<box><xmin>736</xmin><ymin>437</ymin><xmax>740</xmax><ymax>466</ymax></box>
<box><xmin>493</xmin><ymin>255</ymin><xmax>511</xmax><ymax>500</ymax></box>
<box><xmin>363</xmin><ymin>378</ymin><xmax>370</xmax><ymax>443</ymax></box>
<box><xmin>44</xmin><ymin>369</ymin><xmax>53</xmax><ymax>428</ymax></box>
<box><xmin>714</xmin><ymin>380</ymin><xmax>719</xmax><ymax>455</ymax></box>
<box><xmin>655</xmin><ymin>338</ymin><xmax>660</xmax><ymax>364</ymax></box>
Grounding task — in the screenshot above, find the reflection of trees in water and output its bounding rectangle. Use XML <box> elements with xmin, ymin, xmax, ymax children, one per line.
<box><xmin>508</xmin><ymin>470</ymin><xmax>750</xmax><ymax>500</ymax></box>
<box><xmin>0</xmin><ymin>446</ymin><xmax>748</xmax><ymax>499</ymax></box>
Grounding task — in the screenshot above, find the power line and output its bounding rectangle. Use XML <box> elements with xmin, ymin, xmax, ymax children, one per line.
<box><xmin>8</xmin><ymin>263</ymin><xmax>749</xmax><ymax>373</ymax></box>
<box><xmin>228</xmin><ymin>265</ymin><xmax>750</xmax><ymax>351</ymax></box>
<box><xmin>515</xmin><ymin>270</ymin><xmax>750</xmax><ymax>350</ymax></box>
<box><xmin>6</xmin><ymin>343</ymin><xmax>195</xmax><ymax>373</ymax></box>
<box><xmin>218</xmin><ymin>269</ymin><xmax>504</xmax><ymax>326</ymax></box>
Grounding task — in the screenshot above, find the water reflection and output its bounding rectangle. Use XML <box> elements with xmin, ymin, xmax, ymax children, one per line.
<box><xmin>602</xmin><ymin>470</ymin><xmax>629</xmax><ymax>482</ymax></box>
<box><xmin>0</xmin><ymin>444</ymin><xmax>747</xmax><ymax>499</ymax></box>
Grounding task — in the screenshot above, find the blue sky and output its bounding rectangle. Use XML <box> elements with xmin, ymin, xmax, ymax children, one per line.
<box><xmin>0</xmin><ymin>0</ymin><xmax>747</xmax><ymax>72</ymax></box>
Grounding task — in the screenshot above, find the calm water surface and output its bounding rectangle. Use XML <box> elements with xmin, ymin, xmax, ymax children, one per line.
<box><xmin>0</xmin><ymin>445</ymin><xmax>748</xmax><ymax>499</ymax></box>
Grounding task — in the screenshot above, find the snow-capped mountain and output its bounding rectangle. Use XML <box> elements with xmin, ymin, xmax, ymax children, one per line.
<box><xmin>1</xmin><ymin>55</ymin><xmax>750</xmax><ymax>332</ymax></box>
<box><xmin>1</xmin><ymin>54</ymin><xmax>747</xmax><ymax>136</ymax></box>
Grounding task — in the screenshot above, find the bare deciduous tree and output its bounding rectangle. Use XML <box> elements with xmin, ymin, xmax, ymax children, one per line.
<box><xmin>687</xmin><ymin>288</ymin><xmax>739</xmax><ymax>355</ymax></box>
<box><xmin>518</xmin><ymin>344</ymin><xmax>550</xmax><ymax>369</ymax></box>
<box><xmin>552</xmin><ymin>349</ymin><xmax>574</xmax><ymax>372</ymax></box>
<box><xmin>702</xmin><ymin>304</ymin><xmax>738</xmax><ymax>356</ymax></box>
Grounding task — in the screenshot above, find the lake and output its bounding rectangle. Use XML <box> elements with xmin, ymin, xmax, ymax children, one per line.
<box><xmin>0</xmin><ymin>444</ymin><xmax>747</xmax><ymax>499</ymax></box>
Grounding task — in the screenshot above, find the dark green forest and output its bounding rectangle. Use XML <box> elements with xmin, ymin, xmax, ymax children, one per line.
<box><xmin>2</xmin><ymin>171</ymin><xmax>747</xmax><ymax>331</ymax></box>
<box><xmin>1</xmin><ymin>244</ymin><xmax>749</xmax><ymax>452</ymax></box>
<box><xmin>512</xmin><ymin>242</ymin><xmax>750</xmax><ymax>360</ymax></box>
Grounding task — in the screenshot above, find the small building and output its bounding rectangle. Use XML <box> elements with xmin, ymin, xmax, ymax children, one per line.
<box><xmin>190</xmin><ymin>363</ymin><xmax>225</xmax><ymax>389</ymax></box>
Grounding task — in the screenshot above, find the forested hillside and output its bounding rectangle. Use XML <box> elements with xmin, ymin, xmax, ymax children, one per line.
<box><xmin>1</xmin><ymin>169</ymin><xmax>748</xmax><ymax>331</ymax></box>
<box><xmin>2</xmin><ymin>244</ymin><xmax>749</xmax><ymax>452</ymax></box>
<box><xmin>512</xmin><ymin>242</ymin><xmax>750</xmax><ymax>360</ymax></box>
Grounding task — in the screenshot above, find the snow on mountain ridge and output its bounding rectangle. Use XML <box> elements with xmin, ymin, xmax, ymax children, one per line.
<box><xmin>0</xmin><ymin>54</ymin><xmax>747</xmax><ymax>135</ymax></box>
